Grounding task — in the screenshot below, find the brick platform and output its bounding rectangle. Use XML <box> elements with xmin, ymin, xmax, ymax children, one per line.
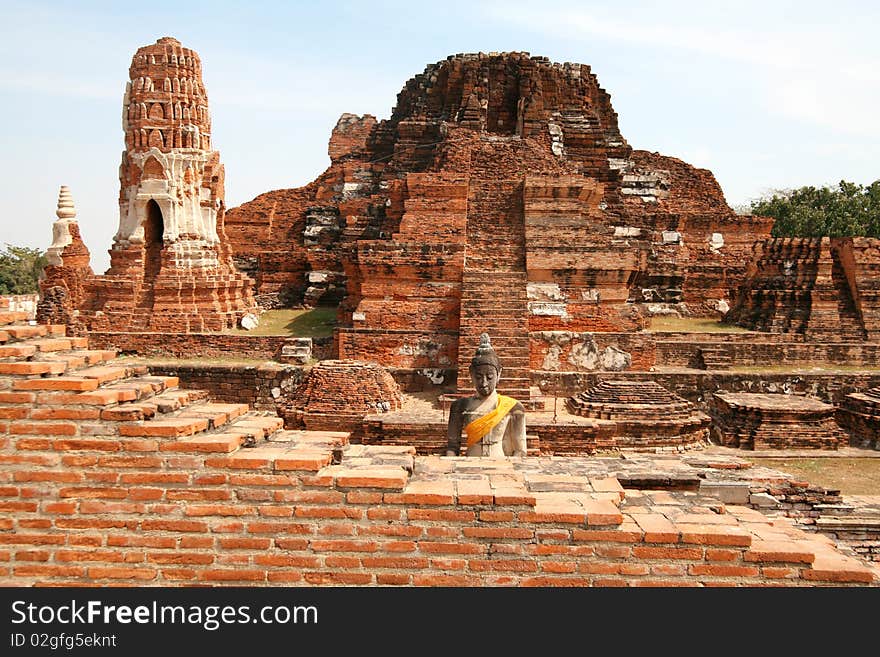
<box><xmin>837</xmin><ymin>387</ymin><xmax>880</xmax><ymax>450</ymax></box>
<box><xmin>710</xmin><ymin>393</ymin><xmax>846</xmax><ymax>450</ymax></box>
<box><xmin>566</xmin><ymin>380</ymin><xmax>710</xmax><ymax>448</ymax></box>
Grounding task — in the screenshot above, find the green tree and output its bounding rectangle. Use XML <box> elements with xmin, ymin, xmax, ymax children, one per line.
<box><xmin>750</xmin><ymin>180</ymin><xmax>880</xmax><ymax>238</ymax></box>
<box><xmin>0</xmin><ymin>244</ymin><xmax>48</xmax><ymax>294</ymax></box>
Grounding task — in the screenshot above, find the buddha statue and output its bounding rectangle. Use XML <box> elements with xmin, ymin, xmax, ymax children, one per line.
<box><xmin>445</xmin><ymin>333</ymin><xmax>526</xmax><ymax>457</ymax></box>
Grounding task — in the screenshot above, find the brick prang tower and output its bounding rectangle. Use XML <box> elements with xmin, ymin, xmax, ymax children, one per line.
<box><xmin>78</xmin><ymin>36</ymin><xmax>257</xmax><ymax>332</ymax></box>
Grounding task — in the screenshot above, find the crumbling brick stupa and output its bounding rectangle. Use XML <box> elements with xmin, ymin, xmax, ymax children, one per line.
<box><xmin>41</xmin><ymin>37</ymin><xmax>258</xmax><ymax>333</ymax></box>
<box><xmin>225</xmin><ymin>51</ymin><xmax>773</xmax><ymax>401</ymax></box>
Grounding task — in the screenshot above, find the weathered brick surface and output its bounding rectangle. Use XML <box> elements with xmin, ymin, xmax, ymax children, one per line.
<box><xmin>727</xmin><ymin>237</ymin><xmax>880</xmax><ymax>342</ymax></box>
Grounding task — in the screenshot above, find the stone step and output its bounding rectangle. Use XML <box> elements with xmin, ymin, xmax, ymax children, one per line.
<box><xmin>0</xmin><ymin>343</ymin><xmax>38</xmax><ymax>358</ymax></box>
<box><xmin>0</xmin><ymin>311</ymin><xmax>31</xmax><ymax>325</ymax></box>
<box><xmin>0</xmin><ymin>360</ymin><xmax>69</xmax><ymax>376</ymax></box>
<box><xmin>13</xmin><ymin>376</ymin><xmax>100</xmax><ymax>392</ymax></box>
<box><xmin>5</xmin><ymin>325</ymin><xmax>50</xmax><ymax>340</ymax></box>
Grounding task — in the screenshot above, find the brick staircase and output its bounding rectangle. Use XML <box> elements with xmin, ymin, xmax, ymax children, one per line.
<box><xmin>695</xmin><ymin>345</ymin><xmax>733</xmax><ymax>370</ymax></box>
<box><xmin>0</xmin><ymin>311</ymin><xmax>303</xmax><ymax>457</ymax></box>
<box><xmin>456</xmin><ymin>179</ymin><xmax>539</xmax><ymax>407</ymax></box>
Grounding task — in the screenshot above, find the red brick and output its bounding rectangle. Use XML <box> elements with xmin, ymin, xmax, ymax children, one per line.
<box><xmin>18</xmin><ymin>519</ymin><xmax>52</xmax><ymax>529</ymax></box>
<box><xmin>468</xmin><ymin>559</ymin><xmax>538</xmax><ymax>573</ymax></box>
<box><xmin>43</xmin><ymin>502</ymin><xmax>77</xmax><ymax>514</ymax></box>
<box><xmin>179</xmin><ymin>537</ymin><xmax>213</xmax><ymax>548</ymax></box>
<box><xmin>762</xmin><ymin>566</ymin><xmax>800</xmax><ymax>579</ymax></box>
<box><xmin>58</xmin><ymin>487</ymin><xmax>127</xmax><ymax>499</ymax></box>
<box><xmin>199</xmin><ymin>569</ymin><xmax>265</xmax><ymax>582</ymax></box>
<box><xmin>411</xmin><ymin>574</ymin><xmax>482</xmax><ymax>586</ymax></box>
<box><xmin>184</xmin><ymin>505</ymin><xmax>255</xmax><ymax>517</ymax></box>
<box><xmin>521</xmin><ymin>576</ymin><xmax>595</xmax><ymax>587</ymax></box>
<box><xmin>80</xmin><ymin>501</ymin><xmax>146</xmax><ymax>514</ymax></box>
<box><xmin>247</xmin><ymin>522</ymin><xmax>312</xmax><ymax>535</ymax></box>
<box><xmin>0</xmin><ymin>407</ymin><xmax>29</xmax><ymax>419</ymax></box>
<box><xmin>14</xmin><ymin>550</ymin><xmax>51</xmax><ymax>562</ymax></box>
<box><xmin>407</xmin><ymin>509</ymin><xmax>475</xmax><ymax>522</ymax></box>
<box><xmin>14</xmin><ymin>471</ymin><xmax>82</xmax><ymax>483</ymax></box>
<box><xmin>688</xmin><ymin>564</ymin><xmax>760</xmax><ymax>577</ymax></box>
<box><xmin>161</xmin><ymin>569</ymin><xmax>197</xmax><ymax>581</ymax></box>
<box><xmin>219</xmin><ymin>537</ymin><xmax>271</xmax><ymax>550</ymax></box>
<box><xmin>255</xmin><ymin>554</ymin><xmax>321</xmax><ymax>568</ymax></box>
<box><xmin>15</xmin><ymin>565</ymin><xmax>85</xmax><ymax>578</ymax></box>
<box><xmin>147</xmin><ymin>553</ymin><xmax>215</xmax><ymax>565</ymax></box>
<box><xmin>304</xmin><ymin>572</ymin><xmax>373</xmax><ymax>585</ymax></box>
<box><xmin>295</xmin><ymin>506</ymin><xmax>362</xmax><ymax>519</ymax></box>
<box><xmin>540</xmin><ymin>561</ymin><xmax>578</xmax><ymax>574</ymax></box>
<box><xmin>87</xmin><ymin>567</ymin><xmax>157</xmax><ymax>580</ymax></box>
<box><xmin>479</xmin><ymin>511</ymin><xmax>517</xmax><ymax>522</ymax></box>
<box><xmin>362</xmin><ymin>556</ymin><xmax>430</xmax><ymax>569</ymax></box>
<box><xmin>377</xmin><ymin>573</ymin><xmax>411</xmax><ymax>585</ymax></box>
<box><xmin>528</xmin><ymin>544</ymin><xmax>595</xmax><ymax>557</ymax></box>
<box><xmin>346</xmin><ymin>491</ymin><xmax>383</xmax><ymax>504</ymax></box>
<box><xmin>418</xmin><ymin>542</ymin><xmax>485</xmax><ymax>555</ymax></box>
<box><xmin>0</xmin><ymin>454</ymin><xmax>59</xmax><ymax>466</ymax></box>
<box><xmin>267</xmin><ymin>572</ymin><xmax>304</xmax><ymax>583</ymax></box>
<box><xmin>53</xmin><ymin>439</ymin><xmax>122</xmax><ymax>452</ymax></box>
<box><xmin>30</xmin><ymin>408</ymin><xmax>101</xmax><ymax>420</ymax></box>
<box><xmin>572</xmin><ymin>529</ymin><xmax>642</xmax><ymax>543</ymax></box>
<box><xmin>13</xmin><ymin>438</ymin><xmax>53</xmax><ymax>450</ymax></box>
<box><xmin>141</xmin><ymin>520</ymin><xmax>207</xmax><ymax>533</ymax></box>
<box><xmin>0</xmin><ymin>501</ymin><xmax>39</xmax><ymax>512</ymax></box>
<box><xmin>706</xmin><ymin>548</ymin><xmax>740</xmax><ymax>562</ymax></box>
<box><xmin>632</xmin><ymin>546</ymin><xmax>703</xmax><ymax>560</ymax></box>
<box><xmin>310</xmin><ymin>540</ymin><xmax>378</xmax><ymax>553</ymax></box>
<box><xmin>258</xmin><ymin>506</ymin><xmax>294</xmax><ymax>518</ymax></box>
<box><xmin>166</xmin><ymin>489</ymin><xmax>232</xmax><ymax>501</ymax></box>
<box><xmin>462</xmin><ymin>527</ymin><xmax>534</xmax><ymax>540</ymax></box>
<box><xmin>107</xmin><ymin>536</ymin><xmax>176</xmax><ymax>549</ymax></box>
<box><xmin>119</xmin><ymin>473</ymin><xmax>188</xmax><ymax>484</ymax></box>
<box><xmin>100</xmin><ymin>456</ymin><xmax>163</xmax><ymax>469</ymax></box>
<box><xmin>323</xmin><ymin>556</ymin><xmax>360</xmax><ymax>569</ymax></box>
<box><xmin>10</xmin><ymin>421</ymin><xmax>78</xmax><ymax>435</ymax></box>
<box><xmin>425</xmin><ymin>527</ymin><xmax>458</xmax><ymax>538</ymax></box>
<box><xmin>317</xmin><ymin>523</ymin><xmax>357</xmax><ymax>536</ymax></box>
<box><xmin>230</xmin><ymin>474</ymin><xmax>296</xmax><ymax>487</ymax></box>
<box><xmin>55</xmin><ymin>550</ymin><xmax>124</xmax><ymax>563</ymax></box>
<box><xmin>367</xmin><ymin>507</ymin><xmax>401</xmax><ymax>520</ymax></box>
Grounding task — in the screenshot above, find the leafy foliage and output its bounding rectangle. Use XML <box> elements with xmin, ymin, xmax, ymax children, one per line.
<box><xmin>0</xmin><ymin>244</ymin><xmax>47</xmax><ymax>294</ymax></box>
<box><xmin>750</xmin><ymin>180</ymin><xmax>880</xmax><ymax>238</ymax></box>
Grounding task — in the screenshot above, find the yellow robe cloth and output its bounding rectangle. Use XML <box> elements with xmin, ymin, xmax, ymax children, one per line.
<box><xmin>465</xmin><ymin>395</ymin><xmax>518</xmax><ymax>448</ymax></box>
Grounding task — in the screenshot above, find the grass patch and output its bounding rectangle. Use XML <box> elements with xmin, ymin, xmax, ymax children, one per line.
<box><xmin>227</xmin><ymin>307</ymin><xmax>337</xmax><ymax>337</ymax></box>
<box><xmin>753</xmin><ymin>458</ymin><xmax>880</xmax><ymax>495</ymax></box>
<box><xmin>648</xmin><ymin>316</ymin><xmax>750</xmax><ymax>333</ymax></box>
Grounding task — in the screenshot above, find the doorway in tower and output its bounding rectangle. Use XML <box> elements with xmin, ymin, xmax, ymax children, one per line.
<box><xmin>143</xmin><ymin>200</ymin><xmax>164</xmax><ymax>281</ymax></box>
<box><xmin>137</xmin><ymin>200</ymin><xmax>164</xmax><ymax>316</ymax></box>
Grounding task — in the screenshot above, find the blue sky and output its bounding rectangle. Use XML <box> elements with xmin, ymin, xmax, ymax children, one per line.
<box><xmin>2</xmin><ymin>0</ymin><xmax>878</xmax><ymax>272</ymax></box>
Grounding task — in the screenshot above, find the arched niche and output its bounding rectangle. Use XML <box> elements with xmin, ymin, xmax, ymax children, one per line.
<box><xmin>143</xmin><ymin>200</ymin><xmax>164</xmax><ymax>281</ymax></box>
<box><xmin>142</xmin><ymin>156</ymin><xmax>164</xmax><ymax>180</ymax></box>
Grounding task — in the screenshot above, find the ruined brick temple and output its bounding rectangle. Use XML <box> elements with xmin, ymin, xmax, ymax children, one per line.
<box><xmin>39</xmin><ymin>37</ymin><xmax>257</xmax><ymax>333</ymax></box>
<box><xmin>224</xmin><ymin>50</ymin><xmax>776</xmax><ymax>401</ymax></box>
<box><xmin>8</xmin><ymin>38</ymin><xmax>880</xmax><ymax>587</ymax></box>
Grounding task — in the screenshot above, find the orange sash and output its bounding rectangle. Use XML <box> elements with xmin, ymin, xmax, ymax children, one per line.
<box><xmin>465</xmin><ymin>395</ymin><xmax>517</xmax><ymax>448</ymax></box>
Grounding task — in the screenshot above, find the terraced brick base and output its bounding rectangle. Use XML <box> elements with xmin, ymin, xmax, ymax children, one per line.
<box><xmin>0</xmin><ymin>312</ymin><xmax>876</xmax><ymax>586</ymax></box>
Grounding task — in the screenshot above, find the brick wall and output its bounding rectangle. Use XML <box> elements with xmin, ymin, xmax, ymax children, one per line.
<box><xmin>1</xmin><ymin>442</ymin><xmax>873</xmax><ymax>586</ymax></box>
<box><xmin>88</xmin><ymin>332</ymin><xmax>294</xmax><ymax>360</ymax></box>
<box><xmin>0</xmin><ymin>295</ymin><xmax>38</xmax><ymax>319</ymax></box>
<box><xmin>144</xmin><ymin>363</ymin><xmax>304</xmax><ymax>413</ymax></box>
<box><xmin>655</xmin><ymin>339</ymin><xmax>880</xmax><ymax>368</ymax></box>
<box><xmin>530</xmin><ymin>332</ymin><xmax>656</xmax><ymax>372</ymax></box>
<box><xmin>533</xmin><ymin>371</ymin><xmax>880</xmax><ymax>408</ymax></box>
